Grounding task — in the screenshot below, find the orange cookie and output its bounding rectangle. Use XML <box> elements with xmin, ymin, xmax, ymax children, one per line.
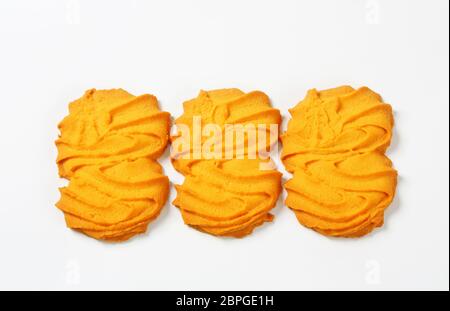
<box><xmin>55</xmin><ymin>89</ymin><xmax>170</xmax><ymax>241</ymax></box>
<box><xmin>171</xmin><ymin>89</ymin><xmax>282</xmax><ymax>237</ymax></box>
<box><xmin>281</xmin><ymin>86</ymin><xmax>397</xmax><ymax>237</ymax></box>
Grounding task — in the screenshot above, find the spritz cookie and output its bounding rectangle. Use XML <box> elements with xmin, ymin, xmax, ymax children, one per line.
<box><xmin>281</xmin><ymin>86</ymin><xmax>397</xmax><ymax>237</ymax></box>
<box><xmin>56</xmin><ymin>89</ymin><xmax>170</xmax><ymax>241</ymax></box>
<box><xmin>171</xmin><ymin>89</ymin><xmax>282</xmax><ymax>237</ymax></box>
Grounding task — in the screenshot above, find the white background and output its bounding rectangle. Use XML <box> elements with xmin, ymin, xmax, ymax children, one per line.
<box><xmin>0</xmin><ymin>0</ymin><xmax>448</xmax><ymax>291</ymax></box>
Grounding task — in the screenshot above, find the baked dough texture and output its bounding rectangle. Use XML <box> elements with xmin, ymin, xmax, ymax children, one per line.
<box><xmin>172</xmin><ymin>89</ymin><xmax>282</xmax><ymax>237</ymax></box>
<box><xmin>281</xmin><ymin>86</ymin><xmax>397</xmax><ymax>237</ymax></box>
<box><xmin>56</xmin><ymin>89</ymin><xmax>170</xmax><ymax>241</ymax></box>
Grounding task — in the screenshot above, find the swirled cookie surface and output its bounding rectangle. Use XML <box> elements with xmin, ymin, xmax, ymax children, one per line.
<box><xmin>56</xmin><ymin>158</ymin><xmax>169</xmax><ymax>241</ymax></box>
<box><xmin>56</xmin><ymin>89</ymin><xmax>170</xmax><ymax>178</ymax></box>
<box><xmin>281</xmin><ymin>86</ymin><xmax>397</xmax><ymax>237</ymax></box>
<box><xmin>172</xmin><ymin>89</ymin><xmax>282</xmax><ymax>237</ymax></box>
<box><xmin>56</xmin><ymin>89</ymin><xmax>170</xmax><ymax>241</ymax></box>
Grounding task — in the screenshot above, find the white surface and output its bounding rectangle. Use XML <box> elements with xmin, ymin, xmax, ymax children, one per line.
<box><xmin>0</xmin><ymin>0</ymin><xmax>448</xmax><ymax>291</ymax></box>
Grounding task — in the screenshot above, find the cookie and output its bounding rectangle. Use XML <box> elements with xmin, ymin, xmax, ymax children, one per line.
<box><xmin>171</xmin><ymin>89</ymin><xmax>282</xmax><ymax>237</ymax></box>
<box><xmin>55</xmin><ymin>89</ymin><xmax>170</xmax><ymax>241</ymax></box>
<box><xmin>281</xmin><ymin>86</ymin><xmax>397</xmax><ymax>237</ymax></box>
